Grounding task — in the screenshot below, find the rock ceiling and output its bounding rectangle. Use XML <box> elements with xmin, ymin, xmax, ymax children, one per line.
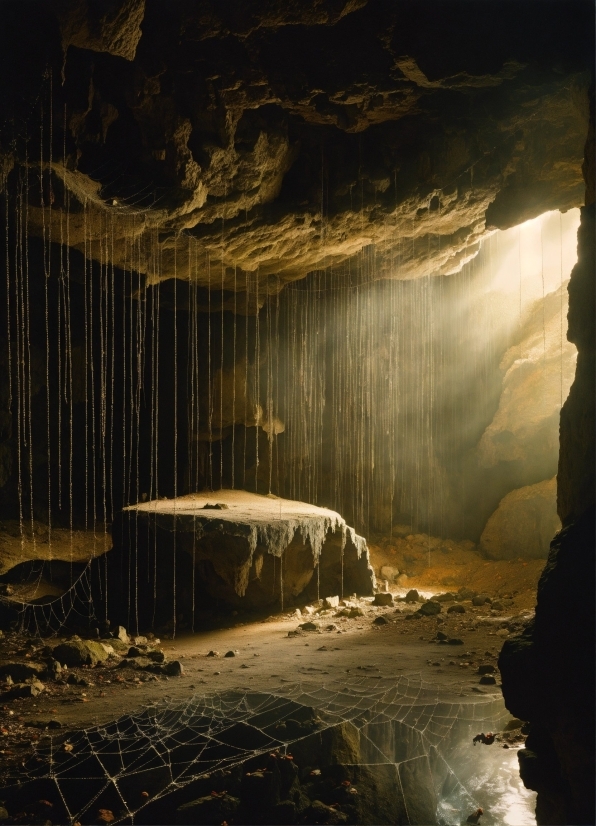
<box><xmin>0</xmin><ymin>0</ymin><xmax>592</xmax><ymax>298</ymax></box>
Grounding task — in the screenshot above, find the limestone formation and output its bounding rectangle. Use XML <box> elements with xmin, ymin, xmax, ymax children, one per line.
<box><xmin>480</xmin><ymin>478</ymin><xmax>560</xmax><ymax>561</ymax></box>
<box><xmin>477</xmin><ymin>286</ymin><xmax>577</xmax><ymax>471</ymax></box>
<box><xmin>0</xmin><ymin>3</ymin><xmax>591</xmax><ymax>296</ymax></box>
<box><xmin>104</xmin><ymin>490</ymin><xmax>375</xmax><ymax>631</ymax></box>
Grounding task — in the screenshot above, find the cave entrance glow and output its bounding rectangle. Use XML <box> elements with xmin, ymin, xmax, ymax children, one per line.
<box><xmin>266</xmin><ymin>209</ymin><xmax>580</xmax><ymax>555</ymax></box>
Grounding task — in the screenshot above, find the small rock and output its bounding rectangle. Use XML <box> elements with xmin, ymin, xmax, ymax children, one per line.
<box><xmin>127</xmin><ymin>646</ymin><xmax>145</xmax><ymax>658</ymax></box>
<box><xmin>434</xmin><ymin>592</ymin><xmax>455</xmax><ymax>602</ymax></box>
<box><xmin>405</xmin><ymin>589</ymin><xmax>420</xmax><ymax>603</ymax></box>
<box><xmin>294</xmin><ymin>608</ymin><xmax>302</xmax><ymax>618</ymax></box>
<box><xmin>206</xmin><ymin>650</ymin><xmax>219</xmax><ymax>657</ymax></box>
<box><xmin>491</xmin><ymin>601</ymin><xmax>504</xmax><ymax>610</ymax></box>
<box><xmin>478</xmin><ymin>664</ymin><xmax>496</xmax><ymax>675</ymax></box>
<box><xmin>373</xmin><ymin>615</ymin><xmax>389</xmax><ymax>626</ymax></box>
<box><xmin>299</xmin><ymin>622</ymin><xmax>319</xmax><ymax>631</ymax></box>
<box><xmin>146</xmin><ymin>649</ymin><xmax>165</xmax><ymax>663</ymax></box>
<box><xmin>325</xmin><ymin>624</ymin><xmax>338</xmax><ymax>632</ymax></box>
<box><xmin>348</xmin><ymin>607</ymin><xmax>364</xmax><ymax>618</ymax></box>
<box><xmin>3</xmin><ymin>680</ymin><xmax>45</xmax><ymax>699</ymax></box>
<box><xmin>436</xmin><ymin>631</ymin><xmax>448</xmax><ymax>641</ymax></box>
<box><xmin>479</xmin><ymin>675</ymin><xmax>497</xmax><ymax>685</ymax></box>
<box><xmin>373</xmin><ymin>592</ymin><xmax>393</xmax><ymax>607</ymax></box>
<box><xmin>323</xmin><ymin>595</ymin><xmax>340</xmax><ymax>609</ymax></box>
<box><xmin>448</xmin><ymin>638</ymin><xmax>464</xmax><ymax>645</ymax></box>
<box><xmin>115</xmin><ymin>626</ymin><xmax>130</xmax><ymax>643</ymax></box>
<box><xmin>163</xmin><ymin>660</ymin><xmax>183</xmax><ymax>677</ymax></box>
<box><xmin>472</xmin><ymin>595</ymin><xmax>492</xmax><ymax>606</ymax></box>
<box><xmin>303</xmin><ymin>605</ymin><xmax>316</xmax><ymax>615</ymax></box>
<box><xmin>224</xmin><ymin>650</ymin><xmax>236</xmax><ymax>658</ymax></box>
<box><xmin>132</xmin><ymin>635</ymin><xmax>148</xmax><ymax>645</ymax></box>
<box><xmin>447</xmin><ymin>604</ymin><xmax>466</xmax><ymax>614</ymax></box>
<box><xmin>416</xmin><ymin>601</ymin><xmax>441</xmax><ymax>617</ymax></box>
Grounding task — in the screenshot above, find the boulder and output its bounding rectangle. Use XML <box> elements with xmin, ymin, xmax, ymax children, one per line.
<box><xmin>372</xmin><ymin>592</ymin><xmax>393</xmax><ymax>607</ymax></box>
<box><xmin>416</xmin><ymin>601</ymin><xmax>441</xmax><ymax>617</ymax></box>
<box><xmin>472</xmin><ymin>595</ymin><xmax>491</xmax><ymax>606</ymax></box>
<box><xmin>52</xmin><ymin>639</ymin><xmax>111</xmax><ymax>667</ymax></box>
<box><xmin>373</xmin><ymin>615</ymin><xmax>389</xmax><ymax>626</ymax></box>
<box><xmin>447</xmin><ymin>604</ymin><xmax>466</xmax><ymax>614</ymax></box>
<box><xmin>480</xmin><ymin>478</ymin><xmax>560</xmax><ymax>560</ymax></box>
<box><xmin>106</xmin><ymin>491</ymin><xmax>375</xmax><ymax>632</ymax></box>
<box><xmin>405</xmin><ymin>589</ymin><xmax>420</xmax><ymax>603</ymax></box>
<box><xmin>323</xmin><ymin>595</ymin><xmax>340</xmax><ymax>609</ymax></box>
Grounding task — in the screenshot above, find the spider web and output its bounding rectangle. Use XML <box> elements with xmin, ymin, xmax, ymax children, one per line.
<box><xmin>0</xmin><ymin>561</ymin><xmax>99</xmax><ymax>637</ymax></box>
<box><xmin>0</xmin><ymin>673</ymin><xmax>531</xmax><ymax>826</ymax></box>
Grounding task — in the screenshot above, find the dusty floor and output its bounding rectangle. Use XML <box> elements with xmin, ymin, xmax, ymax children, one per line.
<box><xmin>0</xmin><ymin>548</ymin><xmax>542</xmax><ymax>794</ymax></box>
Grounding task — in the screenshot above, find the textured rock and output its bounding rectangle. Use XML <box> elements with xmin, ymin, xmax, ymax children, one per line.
<box><xmin>1</xmin><ymin>3</ymin><xmax>591</xmax><ymax>296</ymax></box>
<box><xmin>0</xmin><ymin>526</ymin><xmax>110</xmax><ymax>577</ymax></box>
<box><xmin>480</xmin><ymin>478</ymin><xmax>560</xmax><ymax>560</ymax></box>
<box><xmin>52</xmin><ymin>638</ymin><xmax>111</xmax><ymax>667</ymax></box>
<box><xmin>477</xmin><ymin>284</ymin><xmax>577</xmax><ymax>471</ymax></box>
<box><xmin>372</xmin><ymin>592</ymin><xmax>393</xmax><ymax>607</ymax></box>
<box><xmin>2</xmin><ymin>680</ymin><xmax>45</xmax><ymax>699</ymax></box>
<box><xmin>558</xmin><ymin>205</ymin><xmax>595</xmax><ymax>525</ymax></box>
<box><xmin>102</xmin><ymin>490</ymin><xmax>374</xmax><ymax>632</ymax></box>
<box><xmin>53</xmin><ymin>0</ymin><xmax>146</xmax><ymax>61</ymax></box>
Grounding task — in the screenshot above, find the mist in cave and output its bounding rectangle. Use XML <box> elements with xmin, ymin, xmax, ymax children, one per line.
<box><xmin>0</xmin><ymin>2</ymin><xmax>593</xmax><ymax>823</ymax></box>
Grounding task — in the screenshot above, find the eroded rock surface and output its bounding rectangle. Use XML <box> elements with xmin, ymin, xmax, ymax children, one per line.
<box><xmin>104</xmin><ymin>490</ymin><xmax>375</xmax><ymax>632</ymax></box>
<box><xmin>480</xmin><ymin>478</ymin><xmax>560</xmax><ymax>561</ymax></box>
<box><xmin>0</xmin><ymin>2</ymin><xmax>592</xmax><ymax>294</ymax></box>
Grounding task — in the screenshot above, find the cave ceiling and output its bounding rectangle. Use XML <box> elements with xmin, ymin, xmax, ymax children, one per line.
<box><xmin>0</xmin><ymin>0</ymin><xmax>592</xmax><ymax>299</ymax></box>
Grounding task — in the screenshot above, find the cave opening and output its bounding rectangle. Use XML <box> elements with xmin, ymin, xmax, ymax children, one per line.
<box><xmin>0</xmin><ymin>2</ymin><xmax>593</xmax><ymax>825</ymax></box>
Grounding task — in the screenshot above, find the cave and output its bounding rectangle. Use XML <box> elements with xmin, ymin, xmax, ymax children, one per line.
<box><xmin>0</xmin><ymin>2</ymin><xmax>593</xmax><ymax>824</ymax></box>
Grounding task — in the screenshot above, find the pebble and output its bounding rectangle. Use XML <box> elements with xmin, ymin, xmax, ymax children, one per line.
<box><xmin>373</xmin><ymin>616</ymin><xmax>389</xmax><ymax>626</ymax></box>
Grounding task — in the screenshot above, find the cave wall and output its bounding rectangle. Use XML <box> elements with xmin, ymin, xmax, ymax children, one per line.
<box><xmin>0</xmin><ymin>0</ymin><xmax>593</xmax><ymax>549</ymax></box>
<box><xmin>499</xmin><ymin>87</ymin><xmax>595</xmax><ymax>825</ymax></box>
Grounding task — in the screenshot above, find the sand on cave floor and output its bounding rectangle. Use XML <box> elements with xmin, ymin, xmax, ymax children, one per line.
<box><xmin>368</xmin><ymin>535</ymin><xmax>545</xmax><ymax>610</ymax></box>
<box><xmin>0</xmin><ymin>579</ymin><xmax>536</xmax><ymax>783</ymax></box>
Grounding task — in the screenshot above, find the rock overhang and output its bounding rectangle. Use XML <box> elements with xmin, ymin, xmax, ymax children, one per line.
<box><xmin>0</xmin><ymin>0</ymin><xmax>592</xmax><ymax>299</ymax></box>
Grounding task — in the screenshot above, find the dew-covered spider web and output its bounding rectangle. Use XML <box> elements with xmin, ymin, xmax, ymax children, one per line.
<box><xmin>1</xmin><ymin>674</ymin><xmax>536</xmax><ymax>826</ymax></box>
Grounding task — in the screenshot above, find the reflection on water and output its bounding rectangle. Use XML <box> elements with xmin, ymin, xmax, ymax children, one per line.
<box><xmin>437</xmin><ymin>719</ymin><xmax>536</xmax><ymax>826</ymax></box>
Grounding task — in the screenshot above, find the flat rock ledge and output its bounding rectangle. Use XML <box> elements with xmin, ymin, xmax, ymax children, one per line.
<box><xmin>104</xmin><ymin>490</ymin><xmax>375</xmax><ymax>632</ymax></box>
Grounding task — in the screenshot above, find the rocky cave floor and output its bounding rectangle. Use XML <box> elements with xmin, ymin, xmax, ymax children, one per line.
<box><xmin>0</xmin><ymin>538</ymin><xmax>541</xmax><ymax>824</ymax></box>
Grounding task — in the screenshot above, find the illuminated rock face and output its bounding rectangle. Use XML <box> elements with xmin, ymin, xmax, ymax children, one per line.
<box><xmin>0</xmin><ymin>2</ymin><xmax>592</xmax><ymax>292</ymax></box>
<box><xmin>479</xmin><ymin>477</ymin><xmax>559</xmax><ymax>560</ymax></box>
<box><xmin>104</xmin><ymin>490</ymin><xmax>375</xmax><ymax>631</ymax></box>
<box><xmin>477</xmin><ymin>285</ymin><xmax>577</xmax><ymax>472</ymax></box>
